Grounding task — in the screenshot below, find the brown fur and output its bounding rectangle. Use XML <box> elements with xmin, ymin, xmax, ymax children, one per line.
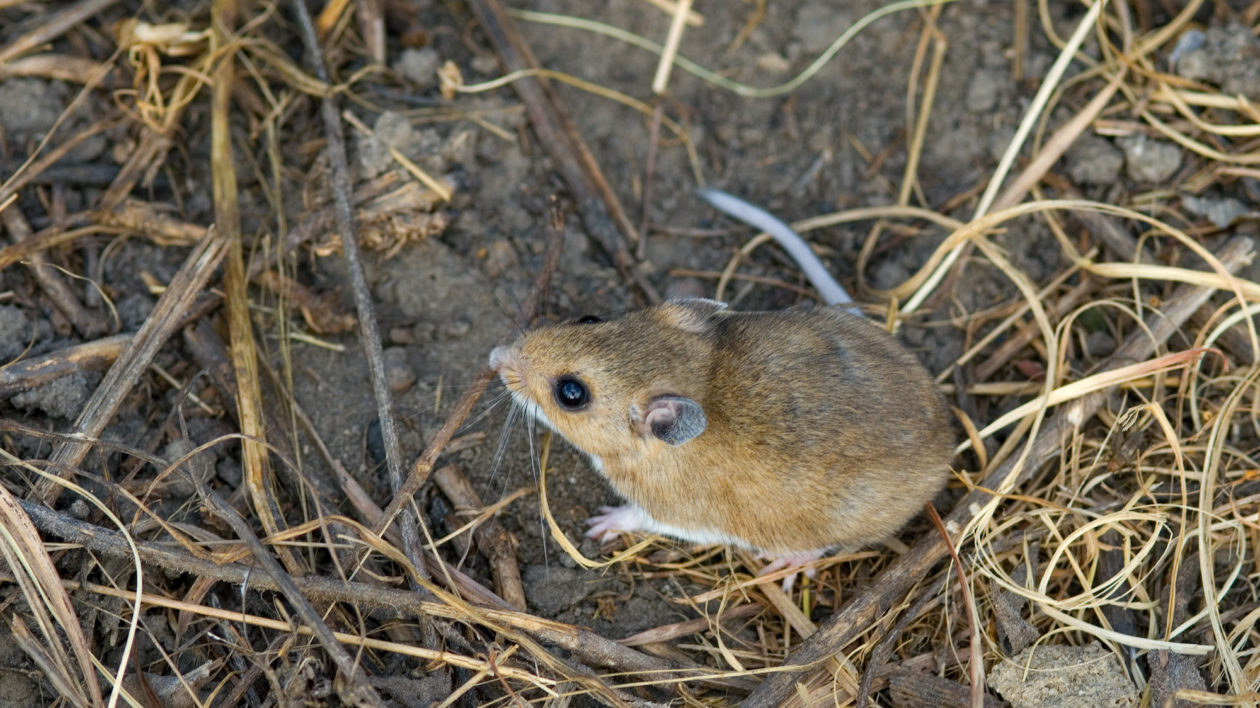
<box><xmin>493</xmin><ymin>300</ymin><xmax>954</xmax><ymax>554</ymax></box>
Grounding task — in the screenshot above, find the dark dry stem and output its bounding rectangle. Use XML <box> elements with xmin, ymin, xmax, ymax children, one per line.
<box><xmin>1</xmin><ymin>194</ymin><xmax>100</xmax><ymax>339</ymax></box>
<box><xmin>432</xmin><ymin>464</ymin><xmax>527</xmax><ymax>610</ymax></box>
<box><xmin>0</xmin><ymin>0</ymin><xmax>122</xmax><ymax>65</ymax></box>
<box><xmin>287</xmin><ymin>0</ymin><xmax>429</xmax><ymax>590</ymax></box>
<box><xmin>856</xmin><ymin>573</ymin><xmax>948</xmax><ymax>708</ymax></box>
<box><xmin>0</xmin><ymin>335</ymin><xmax>130</xmax><ymax>397</ymax></box>
<box><xmin>743</xmin><ymin>235</ymin><xmax>1256</xmax><ymax>706</ymax></box>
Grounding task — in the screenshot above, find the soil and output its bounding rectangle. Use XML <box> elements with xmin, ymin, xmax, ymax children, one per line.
<box><xmin>2</xmin><ymin>0</ymin><xmax>1258</xmax><ymax>705</ymax></box>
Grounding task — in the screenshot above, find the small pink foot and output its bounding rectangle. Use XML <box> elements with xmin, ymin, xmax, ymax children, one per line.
<box><xmin>584</xmin><ymin>505</ymin><xmax>645</xmax><ymax>544</ymax></box>
<box><xmin>757</xmin><ymin>550</ymin><xmax>825</xmax><ymax>592</ymax></box>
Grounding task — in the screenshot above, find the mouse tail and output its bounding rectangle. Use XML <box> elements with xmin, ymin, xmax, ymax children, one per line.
<box><xmin>697</xmin><ymin>188</ymin><xmax>860</xmax><ymax>315</ymax></box>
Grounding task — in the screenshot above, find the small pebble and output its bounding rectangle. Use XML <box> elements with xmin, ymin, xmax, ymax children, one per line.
<box><xmin>522</xmin><ymin>565</ymin><xmax>592</xmax><ymax>614</ymax></box>
<box><xmin>1065</xmin><ymin>135</ymin><xmax>1124</xmax><ymax>186</ymax></box>
<box><xmin>965</xmin><ymin>70</ymin><xmax>1003</xmax><ymax>113</ymax></box>
<box><xmin>388</xmin><ymin>326</ymin><xmax>417</xmax><ymax>345</ymax></box>
<box><xmin>482</xmin><ymin>239</ymin><xmax>517</xmax><ymax>278</ymax></box>
<box><xmin>1085</xmin><ymin>330</ymin><xmax>1116</xmax><ymax>358</ymax></box>
<box><xmin>0</xmin><ymin>306</ymin><xmax>31</xmax><ymax>361</ymax></box>
<box><xmin>1182</xmin><ymin>195</ymin><xmax>1249</xmax><ymax>228</ymax></box>
<box><xmin>216</xmin><ymin>457</ymin><xmax>243</xmax><ymax>487</ymax></box>
<box><xmin>440</xmin><ymin>318</ymin><xmax>471</xmax><ymax>340</ymax></box>
<box><xmin>383</xmin><ymin>346</ymin><xmax>416</xmax><ymax>393</ymax></box>
<box><xmin>1117</xmin><ymin>134</ymin><xmax>1182</xmax><ymax>183</ymax></box>
<box><xmin>12</xmin><ymin>372</ymin><xmax>95</xmax><ymax>419</ymax></box>
<box><xmin>394</xmin><ymin>47</ymin><xmax>441</xmax><ymax>88</ymax></box>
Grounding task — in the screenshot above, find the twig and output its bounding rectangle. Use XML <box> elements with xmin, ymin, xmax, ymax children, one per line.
<box><xmin>0</xmin><ymin>334</ymin><xmax>130</xmax><ymax>397</ymax></box>
<box><xmin>971</xmin><ymin>278</ymin><xmax>1098</xmax><ymax>382</ymax></box>
<box><xmin>354</xmin><ymin>0</ymin><xmax>385</xmax><ymax>64</ymax></box>
<box><xmin>432</xmin><ymin>464</ymin><xmax>526</xmax><ymax>610</ymax></box>
<box><xmin>374</xmin><ymin>199</ymin><xmax>565</xmax><ymax>540</ymax></box>
<box><xmin>637</xmin><ymin>103</ymin><xmax>663</xmax><ymax>261</ymax></box>
<box><xmin>2</xmin><ymin>206</ymin><xmax>104</xmax><ymax>337</ymax></box>
<box><xmin>741</xmin><ymin>236</ymin><xmax>1255</xmax><ymax>706</ymax></box>
<box><xmin>13</xmin><ymin>497</ymin><xmax>747</xmax><ymax>692</ymax></box>
<box><xmin>288</xmin><ymin>0</ymin><xmax>427</xmax><ymax>585</ymax></box>
<box><xmin>856</xmin><ymin>574</ymin><xmax>948</xmax><ymax>708</ymax></box>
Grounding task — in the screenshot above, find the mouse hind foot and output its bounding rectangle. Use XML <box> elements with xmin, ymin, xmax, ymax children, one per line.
<box><xmin>757</xmin><ymin>549</ymin><xmax>826</xmax><ymax>592</ymax></box>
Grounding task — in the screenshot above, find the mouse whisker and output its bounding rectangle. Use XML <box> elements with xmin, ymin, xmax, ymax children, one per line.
<box><xmin>462</xmin><ymin>388</ymin><xmax>513</xmax><ymax>431</ymax></box>
<box><xmin>489</xmin><ymin>403</ymin><xmax>520</xmax><ymax>477</ymax></box>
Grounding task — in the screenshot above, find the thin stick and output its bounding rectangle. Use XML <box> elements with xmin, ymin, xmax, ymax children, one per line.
<box><xmin>432</xmin><ymin>464</ymin><xmax>527</xmax><ymax>610</ymax></box>
<box><xmin>374</xmin><ymin>201</ymin><xmax>565</xmax><ymax>539</ymax></box>
<box><xmin>13</xmin><ymin>497</ymin><xmax>740</xmax><ymax>691</ymax></box>
<box><xmin>1</xmin><ymin>206</ymin><xmax>103</xmax><ymax>337</ymax></box>
<box><xmin>288</xmin><ymin>0</ymin><xmax>428</xmax><ymax>585</ymax></box>
<box><xmin>637</xmin><ymin>103</ymin><xmax>663</xmax><ymax>260</ymax></box>
<box><xmin>0</xmin><ymin>334</ymin><xmax>131</xmax><ymax>396</ymax></box>
<box><xmin>651</xmin><ymin>0</ymin><xmax>693</xmax><ymax>94</ymax></box>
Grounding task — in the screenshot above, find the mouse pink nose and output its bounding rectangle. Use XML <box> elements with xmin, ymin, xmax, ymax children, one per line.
<box><xmin>488</xmin><ymin>345</ymin><xmax>516</xmax><ymax>372</ymax></box>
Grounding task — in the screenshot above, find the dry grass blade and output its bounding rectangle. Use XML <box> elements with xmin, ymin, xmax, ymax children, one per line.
<box><xmin>194</xmin><ymin>476</ymin><xmax>385</xmax><ymax>705</ymax></box>
<box><xmin>0</xmin><ymin>0</ymin><xmax>122</xmax><ymax>65</ymax></box>
<box><xmin>0</xmin><ymin>487</ymin><xmax>103</xmax><ymax>708</ymax></box>
<box><xmin>431</xmin><ymin>465</ymin><xmax>527</xmax><ymax>610</ymax></box>
<box><xmin>13</xmin><ymin>495</ymin><xmax>739</xmax><ymax>700</ymax></box>
<box><xmin>211</xmin><ymin>0</ymin><xmax>304</xmax><ymax>576</ymax></box>
<box><xmin>903</xmin><ymin>0</ymin><xmax>1105</xmax><ymax>315</ymax></box>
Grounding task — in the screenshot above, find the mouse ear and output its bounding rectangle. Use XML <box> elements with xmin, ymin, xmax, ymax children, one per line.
<box><xmin>656</xmin><ymin>298</ymin><xmax>727</xmax><ymax>334</ymax></box>
<box><xmin>641</xmin><ymin>395</ymin><xmax>707</xmax><ymax>446</ymax></box>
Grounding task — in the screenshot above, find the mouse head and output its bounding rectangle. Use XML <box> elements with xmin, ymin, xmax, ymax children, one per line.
<box><xmin>489</xmin><ymin>299</ymin><xmax>725</xmax><ymax>458</ymax></box>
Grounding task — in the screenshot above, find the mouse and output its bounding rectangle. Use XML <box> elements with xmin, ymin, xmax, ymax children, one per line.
<box><xmin>488</xmin><ymin>191</ymin><xmax>954</xmax><ymax>588</ymax></box>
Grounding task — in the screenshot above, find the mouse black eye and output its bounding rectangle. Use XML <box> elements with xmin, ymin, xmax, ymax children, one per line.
<box><xmin>553</xmin><ymin>376</ymin><xmax>590</xmax><ymax>410</ymax></box>
<box><xmin>577</xmin><ymin>315</ymin><xmax>601</xmax><ymax>324</ymax></box>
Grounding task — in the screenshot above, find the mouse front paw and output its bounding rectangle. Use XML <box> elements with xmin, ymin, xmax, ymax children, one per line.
<box><xmin>584</xmin><ymin>504</ymin><xmax>645</xmax><ymax>544</ymax></box>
